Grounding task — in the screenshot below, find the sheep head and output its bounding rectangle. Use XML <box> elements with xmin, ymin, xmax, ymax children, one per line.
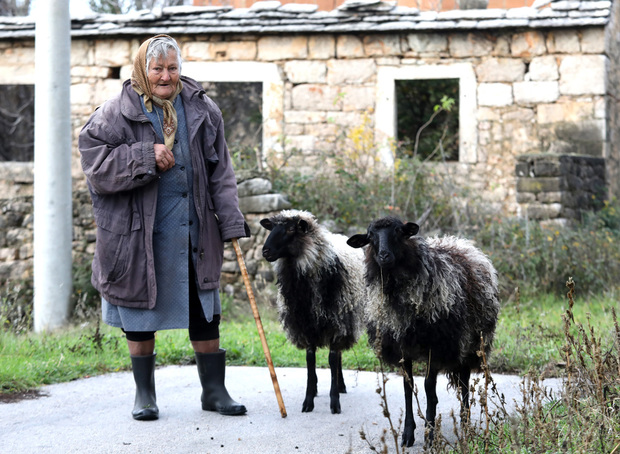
<box><xmin>260</xmin><ymin>210</ymin><xmax>316</xmax><ymax>262</ymax></box>
<box><xmin>347</xmin><ymin>217</ymin><xmax>419</xmax><ymax>269</ymax></box>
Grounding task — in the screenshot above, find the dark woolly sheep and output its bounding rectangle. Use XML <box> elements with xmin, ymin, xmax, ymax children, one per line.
<box><xmin>347</xmin><ymin>217</ymin><xmax>500</xmax><ymax>447</ymax></box>
<box><xmin>260</xmin><ymin>210</ymin><xmax>365</xmax><ymax>414</ymax></box>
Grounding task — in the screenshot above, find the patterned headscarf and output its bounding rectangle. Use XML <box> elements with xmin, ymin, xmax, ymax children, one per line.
<box><xmin>131</xmin><ymin>34</ymin><xmax>183</xmax><ymax>150</ymax></box>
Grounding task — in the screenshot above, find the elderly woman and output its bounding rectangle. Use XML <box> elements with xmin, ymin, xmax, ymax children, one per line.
<box><xmin>79</xmin><ymin>35</ymin><xmax>249</xmax><ymax>421</ymax></box>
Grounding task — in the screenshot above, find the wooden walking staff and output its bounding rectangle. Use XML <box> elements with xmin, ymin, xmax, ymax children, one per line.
<box><xmin>231</xmin><ymin>238</ymin><xmax>287</xmax><ymax>418</ymax></box>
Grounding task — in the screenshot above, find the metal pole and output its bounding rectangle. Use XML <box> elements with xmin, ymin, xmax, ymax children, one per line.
<box><xmin>33</xmin><ymin>0</ymin><xmax>73</xmax><ymax>332</ymax></box>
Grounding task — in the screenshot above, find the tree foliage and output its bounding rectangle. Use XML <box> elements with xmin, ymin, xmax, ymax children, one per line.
<box><xmin>0</xmin><ymin>0</ymin><xmax>31</xmax><ymax>16</ymax></box>
<box><xmin>0</xmin><ymin>85</ymin><xmax>34</xmax><ymax>161</ymax></box>
<box><xmin>88</xmin><ymin>0</ymin><xmax>186</xmax><ymax>14</ymax></box>
<box><xmin>396</xmin><ymin>78</ymin><xmax>459</xmax><ymax>161</ymax></box>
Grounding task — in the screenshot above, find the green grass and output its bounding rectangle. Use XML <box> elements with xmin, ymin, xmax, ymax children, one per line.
<box><xmin>0</xmin><ymin>316</ymin><xmax>381</xmax><ymax>395</ymax></box>
<box><xmin>1</xmin><ymin>292</ymin><xmax>618</xmax><ymax>395</ymax></box>
<box><xmin>490</xmin><ymin>292</ymin><xmax>619</xmax><ymax>374</ymax></box>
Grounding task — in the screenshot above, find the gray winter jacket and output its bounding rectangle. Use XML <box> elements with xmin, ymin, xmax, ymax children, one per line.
<box><xmin>79</xmin><ymin>76</ymin><xmax>249</xmax><ymax>309</ymax></box>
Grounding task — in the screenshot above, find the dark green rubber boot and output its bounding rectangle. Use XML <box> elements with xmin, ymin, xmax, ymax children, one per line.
<box><xmin>195</xmin><ymin>349</ymin><xmax>246</xmax><ymax>416</ymax></box>
<box><xmin>130</xmin><ymin>353</ymin><xmax>159</xmax><ymax>421</ymax></box>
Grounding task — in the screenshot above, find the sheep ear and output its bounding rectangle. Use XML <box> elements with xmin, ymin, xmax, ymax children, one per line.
<box><xmin>403</xmin><ymin>222</ymin><xmax>420</xmax><ymax>237</ymax></box>
<box><xmin>298</xmin><ymin>219</ymin><xmax>310</xmax><ymax>233</ymax></box>
<box><xmin>347</xmin><ymin>234</ymin><xmax>369</xmax><ymax>248</ymax></box>
<box><xmin>260</xmin><ymin>219</ymin><xmax>274</xmax><ymax>231</ymax></box>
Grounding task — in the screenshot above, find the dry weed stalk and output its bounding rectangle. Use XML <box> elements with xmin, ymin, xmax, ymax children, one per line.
<box><xmin>559</xmin><ymin>277</ymin><xmax>620</xmax><ymax>452</ymax></box>
<box><xmin>360</xmin><ymin>278</ymin><xmax>619</xmax><ymax>452</ymax></box>
<box><xmin>360</xmin><ymin>359</ymin><xmax>404</xmax><ymax>454</ymax></box>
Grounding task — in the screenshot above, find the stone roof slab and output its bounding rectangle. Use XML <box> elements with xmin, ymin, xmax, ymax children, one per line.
<box><xmin>0</xmin><ymin>0</ymin><xmax>611</xmax><ymax>38</ymax></box>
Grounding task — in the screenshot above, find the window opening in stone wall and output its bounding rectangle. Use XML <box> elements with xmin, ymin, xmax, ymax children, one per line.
<box><xmin>202</xmin><ymin>81</ymin><xmax>263</xmax><ymax>171</ymax></box>
<box><xmin>396</xmin><ymin>78</ymin><xmax>459</xmax><ymax>162</ymax></box>
<box><xmin>0</xmin><ymin>85</ymin><xmax>34</xmax><ymax>162</ymax></box>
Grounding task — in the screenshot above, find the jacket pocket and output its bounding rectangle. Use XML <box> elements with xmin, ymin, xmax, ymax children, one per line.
<box><xmin>94</xmin><ymin>209</ymin><xmax>140</xmax><ymax>283</ymax></box>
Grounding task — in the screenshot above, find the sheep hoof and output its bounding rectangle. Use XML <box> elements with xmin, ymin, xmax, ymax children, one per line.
<box><xmin>424</xmin><ymin>425</ymin><xmax>435</xmax><ymax>447</ymax></box>
<box><xmin>401</xmin><ymin>428</ymin><xmax>415</xmax><ymax>448</ymax></box>
<box><xmin>330</xmin><ymin>402</ymin><xmax>341</xmax><ymax>414</ymax></box>
<box><xmin>302</xmin><ymin>400</ymin><xmax>314</xmax><ymax>412</ymax></box>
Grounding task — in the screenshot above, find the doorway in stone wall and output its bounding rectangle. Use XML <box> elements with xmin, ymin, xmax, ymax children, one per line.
<box><xmin>202</xmin><ymin>81</ymin><xmax>263</xmax><ymax>171</ymax></box>
<box><xmin>0</xmin><ymin>84</ymin><xmax>34</xmax><ymax>162</ymax></box>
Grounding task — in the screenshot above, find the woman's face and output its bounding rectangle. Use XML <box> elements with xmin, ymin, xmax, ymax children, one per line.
<box><xmin>147</xmin><ymin>50</ymin><xmax>180</xmax><ymax>100</ymax></box>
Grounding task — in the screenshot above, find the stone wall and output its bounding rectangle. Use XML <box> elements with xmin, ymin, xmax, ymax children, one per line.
<box><xmin>88</xmin><ymin>27</ymin><xmax>608</xmax><ymax>214</ymax></box>
<box><xmin>220</xmin><ymin>172</ymin><xmax>290</xmax><ymax>300</ymax></box>
<box><xmin>515</xmin><ymin>154</ymin><xmax>606</xmax><ymax>225</ymax></box>
<box><xmin>1</xmin><ymin>24</ymin><xmax>611</xmax><ymax>212</ymax></box>
<box><xmin>606</xmin><ymin>0</ymin><xmax>620</xmax><ymax>198</ymax></box>
<box><xmin>0</xmin><ymin>164</ymin><xmax>289</xmax><ymax>303</ymax></box>
<box><xmin>0</xmin><ymin>164</ymin><xmax>36</xmax><ymax>284</ymax></box>
<box><xmin>0</xmin><ymin>3</ymin><xmax>616</xmax><ymax>289</ymax></box>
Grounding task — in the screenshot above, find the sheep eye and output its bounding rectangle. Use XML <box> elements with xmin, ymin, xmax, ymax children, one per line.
<box><xmin>286</xmin><ymin>226</ymin><xmax>296</xmax><ymax>234</ymax></box>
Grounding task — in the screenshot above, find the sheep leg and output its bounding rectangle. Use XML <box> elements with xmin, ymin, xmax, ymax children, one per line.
<box><xmin>458</xmin><ymin>368</ymin><xmax>471</xmax><ymax>423</ymax></box>
<box><xmin>401</xmin><ymin>358</ymin><xmax>416</xmax><ymax>447</ymax></box>
<box><xmin>302</xmin><ymin>348</ymin><xmax>317</xmax><ymax>412</ymax></box>
<box><xmin>328</xmin><ymin>350</ymin><xmax>342</xmax><ymax>414</ymax></box>
<box><xmin>337</xmin><ymin>351</ymin><xmax>347</xmax><ymax>393</ymax></box>
<box><xmin>424</xmin><ymin>367</ymin><xmax>439</xmax><ymax>446</ymax></box>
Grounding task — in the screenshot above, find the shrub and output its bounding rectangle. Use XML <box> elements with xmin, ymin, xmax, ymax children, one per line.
<box><xmin>0</xmin><ymin>281</ymin><xmax>33</xmax><ymax>334</ymax></box>
<box><xmin>470</xmin><ymin>207</ymin><xmax>620</xmax><ymax>298</ymax></box>
<box><xmin>268</xmin><ymin>109</ymin><xmax>459</xmax><ymax>233</ymax></box>
<box><xmin>433</xmin><ymin>279</ymin><xmax>620</xmax><ymax>453</ymax></box>
<box><xmin>253</xmin><ymin>107</ymin><xmax>620</xmax><ymax>299</ymax></box>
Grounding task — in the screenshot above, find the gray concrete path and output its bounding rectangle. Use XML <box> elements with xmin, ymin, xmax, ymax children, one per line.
<box><xmin>0</xmin><ymin>366</ymin><xmax>561</xmax><ymax>453</ymax></box>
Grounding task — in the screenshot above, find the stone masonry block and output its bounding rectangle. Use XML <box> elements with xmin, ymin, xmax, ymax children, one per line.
<box><xmin>340</xmin><ymin>86</ymin><xmax>375</xmax><ymax>111</ymax></box>
<box><xmin>449</xmin><ymin>33</ymin><xmax>494</xmax><ymax>57</ymax></box>
<box><xmin>71</xmin><ymin>83</ymin><xmax>96</xmax><ymax>106</ymax></box>
<box><xmin>210</xmin><ymin>42</ymin><xmax>258</xmax><ymax>61</ymax></box>
<box><xmin>537</xmin><ymin>101</ymin><xmax>592</xmax><ymax>124</ymax></box>
<box><xmin>285</xmin><ymin>60</ymin><xmax>326</xmax><ymax>84</ymax></box>
<box><xmin>291</xmin><ymin>84</ymin><xmax>341</xmax><ymax>110</ymax></box>
<box><xmin>516</xmin><ymin>192</ymin><xmax>536</xmax><ymax>203</ymax></box>
<box><xmin>533</xmin><ymin>160</ymin><xmax>562</xmax><ymax>177</ymax></box>
<box><xmin>363</xmin><ymin>34</ymin><xmax>402</xmax><ymax>56</ymax></box>
<box><xmin>285</xmin><ymin>111</ymin><xmax>326</xmax><ymax>123</ymax></box>
<box><xmin>476</xmin><ymin>58</ymin><xmax>525</xmax><ymax>82</ymax></box>
<box><xmin>94</xmin><ymin>39</ymin><xmax>131</xmax><ymax>67</ymax></box>
<box><xmin>559</xmin><ymin>55</ymin><xmax>606</xmax><ymax>95</ymax></box>
<box><xmin>405</xmin><ymin>33</ymin><xmax>448</xmax><ymax>55</ymax></box>
<box><xmin>71</xmin><ymin>40</ymin><xmax>93</xmax><ymax>66</ymax></box>
<box><xmin>336</xmin><ymin>35</ymin><xmax>364</xmax><ymax>58</ymax></box>
<box><xmin>258</xmin><ymin>36</ymin><xmax>308</xmax><ymax>61</ymax></box>
<box><xmin>517</xmin><ymin>177</ymin><xmax>564</xmax><ymax>193</ymax></box>
<box><xmin>510</xmin><ymin>31</ymin><xmax>547</xmax><ymax>57</ymax></box>
<box><xmin>528</xmin><ymin>56</ymin><xmax>558</xmax><ymax>81</ymax></box>
<box><xmin>309</xmin><ymin>35</ymin><xmax>335</xmax><ymax>59</ymax></box>
<box><xmin>527</xmin><ymin>203</ymin><xmax>563</xmax><ymax>219</ymax></box>
<box><xmin>237</xmin><ymin>178</ymin><xmax>272</xmax><ymax>197</ymax></box>
<box><xmin>183</xmin><ymin>41</ymin><xmax>210</xmax><ymax>61</ymax></box>
<box><xmin>546</xmin><ymin>29</ymin><xmax>580</xmax><ymax>54</ymax></box>
<box><xmin>514</xmin><ymin>81</ymin><xmax>559</xmax><ymax>105</ymax></box>
<box><xmin>581</xmin><ymin>28</ymin><xmax>605</xmax><ymax>54</ymax></box>
<box><xmin>537</xmin><ymin>191</ymin><xmax>563</xmax><ymax>203</ymax></box>
<box><xmin>478</xmin><ymin>83</ymin><xmax>513</xmax><ymax>106</ymax></box>
<box><xmin>327</xmin><ymin>59</ymin><xmax>375</xmax><ymax>85</ymax></box>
